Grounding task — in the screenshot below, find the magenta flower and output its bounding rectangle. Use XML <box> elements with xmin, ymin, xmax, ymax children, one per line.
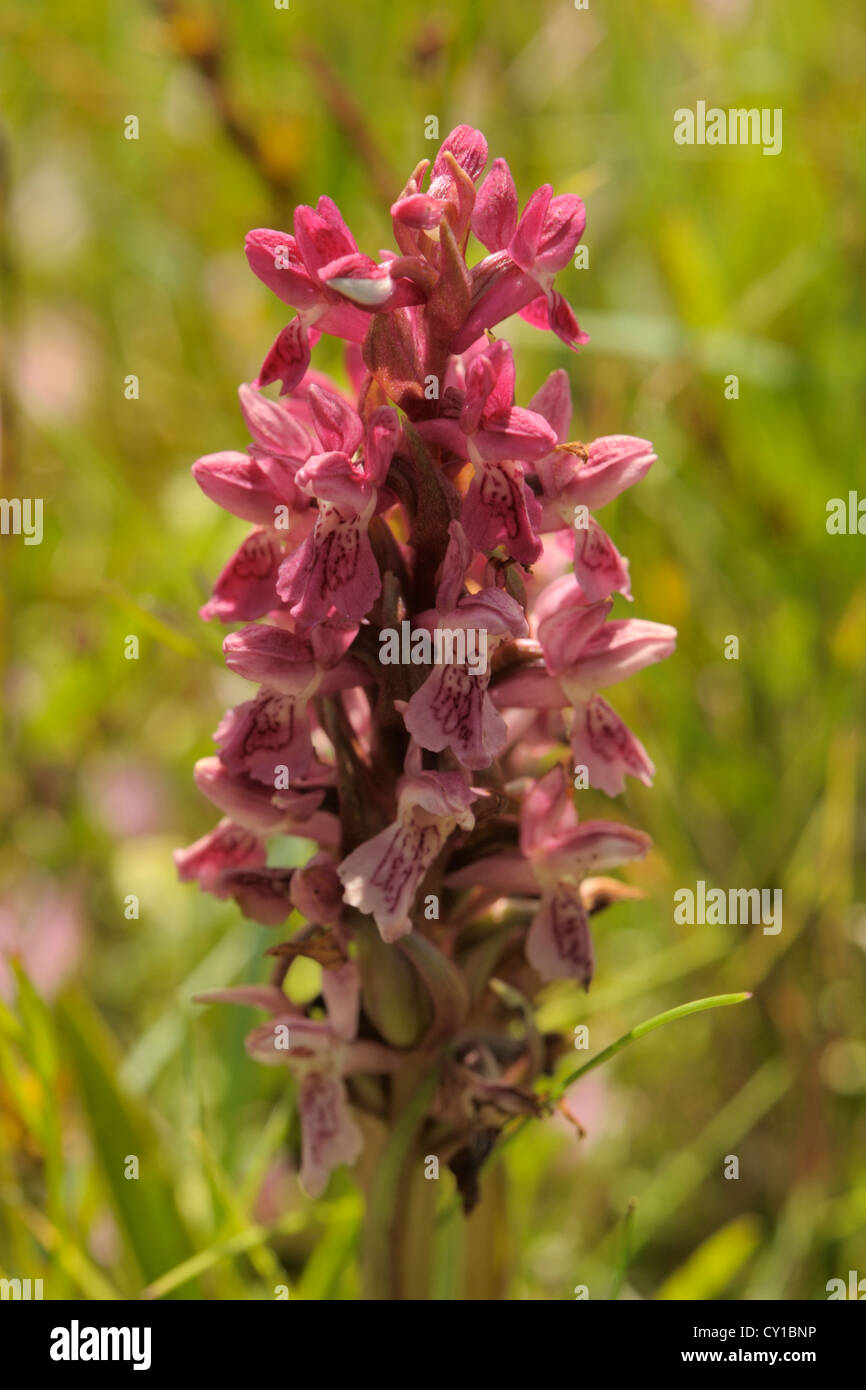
<box><xmin>452</xmin><ymin>160</ymin><xmax>588</xmax><ymax>352</ymax></box>
<box><xmin>178</xmin><ymin>125</ymin><xmax>677</xmax><ymax>1254</ymax></box>
<box><xmin>392</xmin><ymin>124</ymin><xmax>489</xmax><ymax>248</ymax></box>
<box><xmin>191</xmin><ymin>449</ymin><xmax>304</xmax><ymax>529</ymax></box>
<box><xmin>199</xmin><ymin>529</ymin><xmax>285</xmax><ymax>623</ymax></box>
<box><xmin>174</xmin><ymin>818</ymin><xmax>266</xmax><ymax>891</ymax></box>
<box><xmin>459</xmin><ymin>342</ymin><xmax>556</xmax><ymax>563</ymax></box>
<box><xmin>274</xmin><ymin>388</ymin><xmax>399</xmax><ymax>625</ymax></box>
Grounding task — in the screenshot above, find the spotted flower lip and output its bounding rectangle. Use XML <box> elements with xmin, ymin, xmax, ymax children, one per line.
<box><xmin>179</xmin><ymin>122</ymin><xmax>677</xmax><ymax>1208</ymax></box>
<box><xmin>525</xmin><ymin>885</ymin><xmax>595</xmax><ymax>986</ymax></box>
<box><xmin>219</xmin><ymin>992</ymin><xmax>401</xmax><ymax>1199</ymax></box>
<box><xmin>402</xmin><ymin>660</ymin><xmax>504</xmax><ymax>770</ymax></box>
<box><xmin>462</xmin><ymin>455</ymin><xmax>544</xmax><ymax>565</ymax></box>
<box><xmin>217</xmin><ymin>627</ymin><xmax>372</xmax><ymax>789</ymax></box>
<box><xmin>570</xmin><ymin>693</ymin><xmax>656</xmax><ymax>797</ymax></box>
<box><xmin>214</xmin><ymin>687</ymin><xmax>317</xmax><ymax>786</ymax></box>
<box><xmin>402</xmin><ymin>594</ymin><xmax>524</xmax><ymax>768</ymax></box>
<box><xmin>403</xmin><ymin>523</ymin><xmax>528</xmax><ymax>768</ymax></box>
<box><xmin>199</xmin><ymin>528</ymin><xmax>285</xmax><ymax>624</ymax></box>
<box><xmin>337</xmin><ymin>770</ymin><xmax>476</xmax><ymax>942</ymax></box>
<box><xmin>276</xmin><ymin>500</ymin><xmax>382</xmax><ymax>626</ymax></box>
<box><xmin>420</xmin><ymin>341</ymin><xmax>557</xmax><ymax>562</ymax></box>
<box><xmin>271</xmin><ymin>389</ymin><xmax>400</xmax><ymax>627</ymax></box>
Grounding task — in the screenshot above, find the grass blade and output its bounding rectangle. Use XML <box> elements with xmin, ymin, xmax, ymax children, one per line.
<box><xmin>551</xmin><ymin>993</ymin><xmax>753</xmax><ymax>1100</ymax></box>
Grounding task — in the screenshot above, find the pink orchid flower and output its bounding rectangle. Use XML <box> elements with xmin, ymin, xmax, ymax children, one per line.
<box><xmin>179</xmin><ymin>123</ymin><xmax>680</xmax><ymax>1224</ymax></box>
<box><xmin>338</xmin><ymin>766</ymin><xmax>476</xmax><ymax>942</ymax></box>
<box><xmin>491</xmin><ymin>577</ymin><xmax>675</xmax><ymax>794</ymax></box>
<box><xmin>420</xmin><ymin>340</ymin><xmax>557</xmax><ymax>563</ymax></box>
<box><xmin>219</xmin><ymin>621</ymin><xmax>371</xmax><ymax>783</ymax></box>
<box><xmin>448</xmin><ymin>765</ymin><xmax>650</xmax><ymax>985</ymax></box>
<box><xmin>403</xmin><ymin>521</ymin><xmax>528</xmax><ymax>768</ymax></box>
<box><xmin>451</xmin><ymin>159</ymin><xmax>588</xmax><ymax>352</ymax></box>
<box><xmin>245</xmin><ymin>195</ymin><xmax>425</xmax><ymax>385</ymax></box>
<box><xmin>193</xmin><ymin>756</ymin><xmax>339</xmax><ymax>846</ymax></box>
<box><xmin>275</xmin><ymin>387</ymin><xmax>400</xmax><ymax>625</ymax></box>
<box><xmin>192</xmin><ymin>384</ymin><xmax>318</xmax><ymax>622</ymax></box>
<box><xmin>199</xmin><ymin>527</ymin><xmax>285</xmax><ymax>624</ymax></box>
<box><xmin>391</xmin><ymin>124</ymin><xmax>489</xmax><ymax>252</ymax></box>
<box><xmin>197</xmin><ymin>982</ymin><xmax>400</xmax><ymax>1198</ymax></box>
<box><xmin>174</xmin><ymin>818</ymin><xmax>266</xmax><ymax>892</ymax></box>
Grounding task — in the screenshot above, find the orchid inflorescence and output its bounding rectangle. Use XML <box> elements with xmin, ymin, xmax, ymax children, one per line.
<box><xmin>176</xmin><ymin>125</ymin><xmax>676</xmax><ymax>1205</ymax></box>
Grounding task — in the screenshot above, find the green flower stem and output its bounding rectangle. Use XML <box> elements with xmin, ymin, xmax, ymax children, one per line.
<box><xmin>362</xmin><ymin>1065</ymin><xmax>441</xmax><ymax>1300</ymax></box>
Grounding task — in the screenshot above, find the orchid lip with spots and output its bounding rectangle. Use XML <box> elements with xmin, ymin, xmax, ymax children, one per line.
<box><xmin>177</xmin><ymin>124</ymin><xmax>676</xmax><ymax>1291</ymax></box>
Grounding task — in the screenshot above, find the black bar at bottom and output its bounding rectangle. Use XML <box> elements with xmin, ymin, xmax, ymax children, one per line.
<box><xmin>0</xmin><ymin>1296</ymin><xmax>859</xmax><ymax>1375</ymax></box>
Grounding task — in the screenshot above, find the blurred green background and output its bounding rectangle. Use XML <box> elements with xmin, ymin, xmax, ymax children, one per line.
<box><xmin>1</xmin><ymin>0</ymin><xmax>864</xmax><ymax>1299</ymax></box>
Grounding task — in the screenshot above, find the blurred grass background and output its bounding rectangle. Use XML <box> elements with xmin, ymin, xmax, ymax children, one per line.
<box><xmin>0</xmin><ymin>0</ymin><xmax>864</xmax><ymax>1299</ymax></box>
